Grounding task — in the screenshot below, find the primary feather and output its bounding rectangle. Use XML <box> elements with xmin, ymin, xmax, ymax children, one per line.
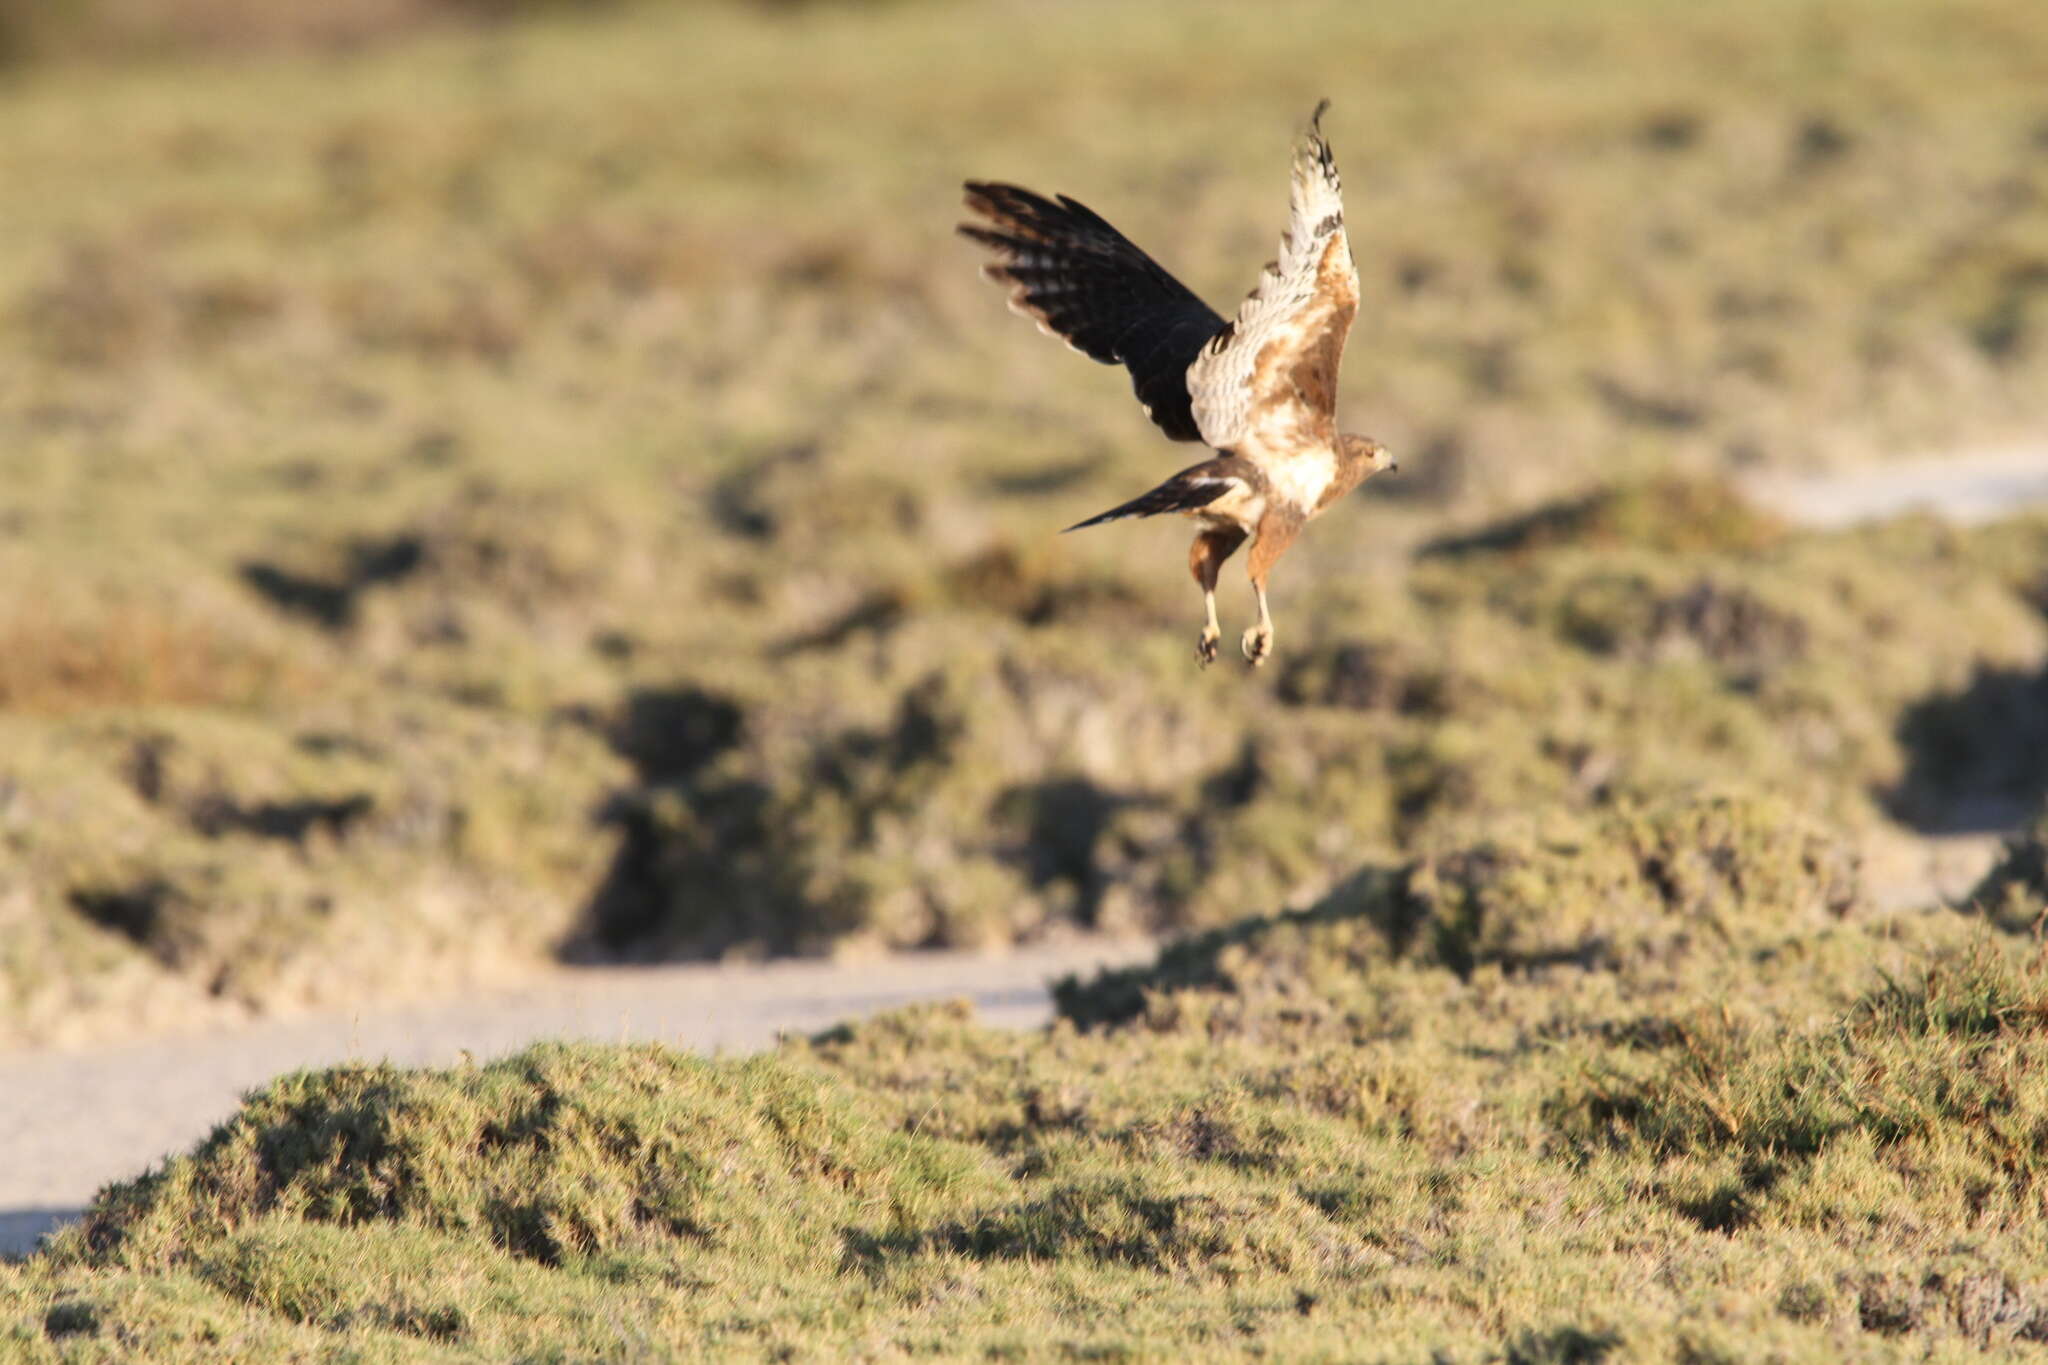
<box><xmin>958</xmin><ymin>183</ymin><xmax>1227</xmax><ymax>443</ymax></box>
<box><xmin>1185</xmin><ymin>99</ymin><xmax>1359</xmax><ymax>466</ymax></box>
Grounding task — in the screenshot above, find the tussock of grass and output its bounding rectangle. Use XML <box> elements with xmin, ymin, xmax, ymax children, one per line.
<box><xmin>71</xmin><ymin>1044</ymin><xmax>994</xmax><ymax>1270</ymax></box>
<box><xmin>1553</xmin><ymin>940</ymin><xmax>2048</xmax><ymax>1262</ymax></box>
<box><xmin>1054</xmin><ymin>793</ymin><xmax>1861</xmax><ymax>1030</ymax></box>
<box><xmin>1562</xmin><ymin>941</ymin><xmax>2048</xmax><ymax>1156</ymax></box>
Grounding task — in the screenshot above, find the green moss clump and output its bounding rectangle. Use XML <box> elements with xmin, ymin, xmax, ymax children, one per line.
<box><xmin>67</xmin><ymin>1043</ymin><xmax>997</xmax><ymax>1272</ymax></box>
<box><xmin>1056</xmin><ymin>793</ymin><xmax>1859</xmax><ymax>1031</ymax></box>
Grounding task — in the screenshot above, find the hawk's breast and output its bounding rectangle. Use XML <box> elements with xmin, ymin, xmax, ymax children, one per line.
<box><xmin>1263</xmin><ymin>445</ymin><xmax>1338</xmax><ymax>517</ymax></box>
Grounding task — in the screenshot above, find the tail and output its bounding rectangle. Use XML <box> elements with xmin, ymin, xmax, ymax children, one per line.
<box><xmin>1062</xmin><ymin>457</ymin><xmax>1256</xmax><ymax>533</ymax></box>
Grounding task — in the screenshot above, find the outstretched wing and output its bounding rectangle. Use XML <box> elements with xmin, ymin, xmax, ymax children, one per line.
<box><xmin>1186</xmin><ymin>101</ymin><xmax>1359</xmax><ymax>462</ymax></box>
<box><xmin>1064</xmin><ymin>455</ymin><xmax>1262</xmax><ymax>532</ymax></box>
<box><xmin>959</xmin><ymin>183</ymin><xmax>1228</xmax><ymax>443</ymax></box>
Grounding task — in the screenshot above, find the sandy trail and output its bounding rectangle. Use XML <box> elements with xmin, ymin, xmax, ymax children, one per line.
<box><xmin>4</xmin><ymin>444</ymin><xmax>2043</xmax><ymax>1262</ymax></box>
<box><xmin>1739</xmin><ymin>445</ymin><xmax>2048</xmax><ymax>529</ymax></box>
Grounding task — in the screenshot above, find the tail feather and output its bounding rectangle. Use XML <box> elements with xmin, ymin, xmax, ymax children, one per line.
<box><xmin>1063</xmin><ymin>457</ymin><xmax>1257</xmax><ymax>533</ymax></box>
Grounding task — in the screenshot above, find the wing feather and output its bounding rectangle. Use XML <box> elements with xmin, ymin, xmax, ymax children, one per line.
<box><xmin>1186</xmin><ymin>101</ymin><xmax>1360</xmax><ymax>465</ymax></box>
<box><xmin>959</xmin><ymin>184</ymin><xmax>1227</xmax><ymax>443</ymax></box>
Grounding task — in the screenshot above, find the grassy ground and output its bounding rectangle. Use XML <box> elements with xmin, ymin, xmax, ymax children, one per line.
<box><xmin>7</xmin><ymin>0</ymin><xmax>2048</xmax><ymax>1350</ymax></box>
<box><xmin>3</xmin><ymin>0</ymin><xmax>2048</xmax><ymax>1046</ymax></box>
<box><xmin>10</xmin><ymin>0</ymin><xmax>2048</xmax><ymax>1356</ymax></box>
<box><xmin>5</xmin><ymin>805</ymin><xmax>2048</xmax><ymax>1358</ymax></box>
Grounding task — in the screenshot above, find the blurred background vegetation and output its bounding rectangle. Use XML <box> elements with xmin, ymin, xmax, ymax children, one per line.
<box><xmin>0</xmin><ymin>0</ymin><xmax>615</xmax><ymax>64</ymax></box>
<box><xmin>2</xmin><ymin>0</ymin><xmax>2047</xmax><ymax>1046</ymax></box>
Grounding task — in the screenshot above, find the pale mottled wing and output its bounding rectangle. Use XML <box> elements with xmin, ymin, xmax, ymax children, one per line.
<box><xmin>1186</xmin><ymin>102</ymin><xmax>1359</xmax><ymax>469</ymax></box>
<box><xmin>959</xmin><ymin>184</ymin><xmax>1227</xmax><ymax>443</ymax></box>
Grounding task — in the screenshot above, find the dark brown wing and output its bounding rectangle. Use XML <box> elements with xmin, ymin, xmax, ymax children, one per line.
<box><xmin>959</xmin><ymin>182</ymin><xmax>1227</xmax><ymax>443</ymax></box>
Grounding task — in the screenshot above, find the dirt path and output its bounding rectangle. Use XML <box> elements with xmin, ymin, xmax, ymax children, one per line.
<box><xmin>5</xmin><ymin>444</ymin><xmax>2045</xmax><ymax>1262</ymax></box>
<box><xmin>1736</xmin><ymin>443</ymin><xmax>2048</xmax><ymax>528</ymax></box>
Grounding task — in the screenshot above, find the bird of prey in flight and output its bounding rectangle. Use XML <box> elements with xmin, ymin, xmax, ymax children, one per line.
<box><xmin>959</xmin><ymin>101</ymin><xmax>1395</xmax><ymax>668</ymax></box>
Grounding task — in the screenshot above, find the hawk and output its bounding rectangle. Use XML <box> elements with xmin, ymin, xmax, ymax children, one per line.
<box><xmin>959</xmin><ymin>101</ymin><xmax>1395</xmax><ymax>668</ymax></box>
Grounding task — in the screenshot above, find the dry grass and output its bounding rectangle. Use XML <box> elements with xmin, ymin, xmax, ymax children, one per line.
<box><xmin>0</xmin><ymin>601</ymin><xmax>310</xmax><ymax>714</ymax></box>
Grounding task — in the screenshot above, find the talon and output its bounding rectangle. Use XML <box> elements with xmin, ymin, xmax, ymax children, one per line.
<box><xmin>1198</xmin><ymin>630</ymin><xmax>1220</xmax><ymax>667</ymax></box>
<box><xmin>1241</xmin><ymin>626</ymin><xmax>1272</xmax><ymax>666</ymax></box>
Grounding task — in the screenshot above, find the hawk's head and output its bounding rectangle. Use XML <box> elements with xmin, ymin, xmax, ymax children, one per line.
<box><xmin>1343</xmin><ymin>434</ymin><xmax>1398</xmax><ymax>476</ymax></box>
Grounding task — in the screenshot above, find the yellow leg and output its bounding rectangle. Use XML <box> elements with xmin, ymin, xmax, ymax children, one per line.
<box><xmin>1198</xmin><ymin>589</ymin><xmax>1221</xmax><ymax>666</ymax></box>
<box><xmin>1240</xmin><ymin>584</ymin><xmax>1273</xmax><ymax>665</ymax></box>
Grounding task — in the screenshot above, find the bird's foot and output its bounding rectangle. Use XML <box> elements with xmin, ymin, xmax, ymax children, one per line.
<box><xmin>1197</xmin><ymin>627</ymin><xmax>1221</xmax><ymax>668</ymax></box>
<box><xmin>1241</xmin><ymin>624</ymin><xmax>1272</xmax><ymax>667</ymax></box>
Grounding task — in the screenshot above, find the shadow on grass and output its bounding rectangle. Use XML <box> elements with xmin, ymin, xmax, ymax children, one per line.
<box><xmin>1886</xmin><ymin>662</ymin><xmax>2048</xmax><ymax>834</ymax></box>
<box><xmin>1050</xmin><ymin>863</ymin><xmax>1416</xmax><ymax>1030</ymax></box>
<box><xmin>1503</xmin><ymin>1325</ymin><xmax>1623</xmax><ymax>1365</ymax></box>
<box><xmin>992</xmin><ymin>777</ymin><xmax>1159</xmax><ymax>930</ymax></box>
<box><xmin>600</xmin><ymin>686</ymin><xmax>746</xmax><ymax>785</ymax></box>
<box><xmin>238</xmin><ymin>535</ymin><xmax>423</xmax><ymax>629</ymax></box>
<box><xmin>563</xmin><ymin>677</ymin><xmax>963</xmax><ymax>960</ymax></box>
<box><xmin>188</xmin><ymin>793</ymin><xmax>374</xmax><ymax>843</ymax></box>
